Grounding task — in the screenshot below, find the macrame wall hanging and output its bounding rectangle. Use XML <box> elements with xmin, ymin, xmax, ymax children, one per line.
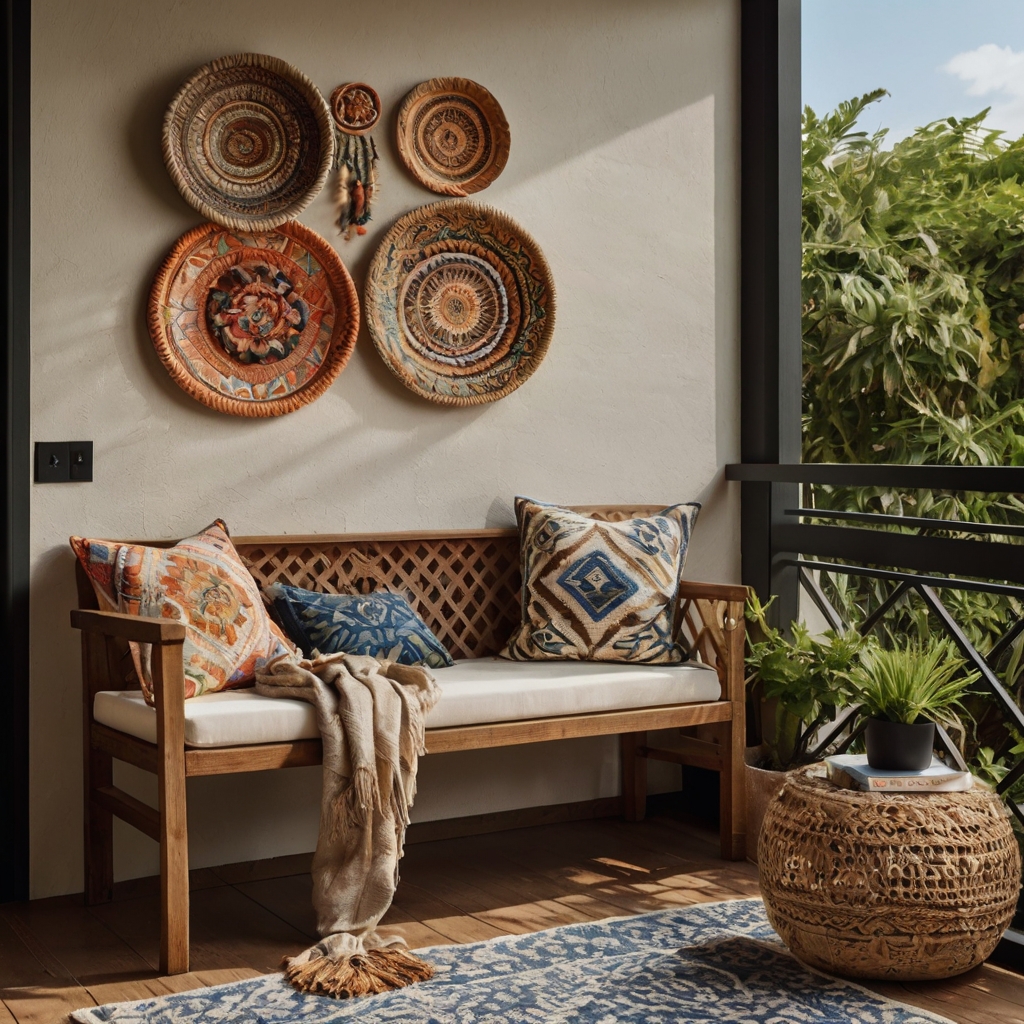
<box><xmin>330</xmin><ymin>82</ymin><xmax>381</xmax><ymax>239</ymax></box>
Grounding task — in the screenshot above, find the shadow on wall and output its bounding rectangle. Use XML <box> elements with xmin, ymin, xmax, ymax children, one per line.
<box><xmin>29</xmin><ymin>0</ymin><xmax>740</xmax><ymax>897</ymax></box>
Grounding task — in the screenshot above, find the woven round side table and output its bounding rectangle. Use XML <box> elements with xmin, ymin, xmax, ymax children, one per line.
<box><xmin>759</xmin><ymin>767</ymin><xmax>1021</xmax><ymax>981</ymax></box>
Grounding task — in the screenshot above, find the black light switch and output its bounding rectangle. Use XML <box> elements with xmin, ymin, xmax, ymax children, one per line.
<box><xmin>69</xmin><ymin>441</ymin><xmax>93</xmax><ymax>482</ymax></box>
<box><xmin>35</xmin><ymin>441</ymin><xmax>93</xmax><ymax>483</ymax></box>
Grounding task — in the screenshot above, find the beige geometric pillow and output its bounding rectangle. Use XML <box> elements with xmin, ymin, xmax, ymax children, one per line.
<box><xmin>501</xmin><ymin>498</ymin><xmax>700</xmax><ymax>663</ymax></box>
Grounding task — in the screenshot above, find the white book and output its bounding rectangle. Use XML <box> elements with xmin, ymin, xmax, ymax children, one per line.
<box><xmin>825</xmin><ymin>754</ymin><xmax>973</xmax><ymax>793</ymax></box>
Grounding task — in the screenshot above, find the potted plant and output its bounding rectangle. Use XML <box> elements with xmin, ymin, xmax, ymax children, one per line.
<box><xmin>744</xmin><ymin>594</ymin><xmax>870</xmax><ymax>858</ymax></box>
<box><xmin>844</xmin><ymin>637</ymin><xmax>978</xmax><ymax>771</ymax></box>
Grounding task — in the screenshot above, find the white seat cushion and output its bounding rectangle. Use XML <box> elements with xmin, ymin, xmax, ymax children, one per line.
<box><xmin>93</xmin><ymin>657</ymin><xmax>721</xmax><ymax>748</ymax></box>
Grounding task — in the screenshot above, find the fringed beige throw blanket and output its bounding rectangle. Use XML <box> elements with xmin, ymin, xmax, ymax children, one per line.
<box><xmin>256</xmin><ymin>652</ymin><xmax>441</xmax><ymax>998</ymax></box>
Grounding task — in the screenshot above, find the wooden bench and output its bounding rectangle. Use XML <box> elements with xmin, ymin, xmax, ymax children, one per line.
<box><xmin>72</xmin><ymin>510</ymin><xmax>747</xmax><ymax>975</ymax></box>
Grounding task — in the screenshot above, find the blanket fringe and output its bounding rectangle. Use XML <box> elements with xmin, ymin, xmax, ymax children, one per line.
<box><xmin>283</xmin><ymin>947</ymin><xmax>434</xmax><ymax>998</ymax></box>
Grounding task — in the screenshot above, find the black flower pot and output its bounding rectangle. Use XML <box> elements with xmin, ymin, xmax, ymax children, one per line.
<box><xmin>865</xmin><ymin>718</ymin><xmax>935</xmax><ymax>771</ymax></box>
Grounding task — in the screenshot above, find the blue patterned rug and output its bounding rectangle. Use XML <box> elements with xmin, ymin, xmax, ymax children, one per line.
<box><xmin>72</xmin><ymin>899</ymin><xmax>951</xmax><ymax>1023</ymax></box>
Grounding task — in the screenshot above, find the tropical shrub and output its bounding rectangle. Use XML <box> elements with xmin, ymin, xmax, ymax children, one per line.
<box><xmin>801</xmin><ymin>91</ymin><xmax>1024</xmax><ymax>730</ymax></box>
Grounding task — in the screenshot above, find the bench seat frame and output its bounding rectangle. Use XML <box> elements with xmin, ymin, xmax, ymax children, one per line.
<box><xmin>73</xmin><ymin>520</ymin><xmax>747</xmax><ymax>975</ymax></box>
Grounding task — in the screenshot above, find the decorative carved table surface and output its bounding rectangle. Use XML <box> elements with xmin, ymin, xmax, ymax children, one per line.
<box><xmin>758</xmin><ymin>766</ymin><xmax>1021</xmax><ymax>980</ymax></box>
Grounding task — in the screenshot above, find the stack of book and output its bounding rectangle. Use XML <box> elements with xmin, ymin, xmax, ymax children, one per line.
<box><xmin>824</xmin><ymin>753</ymin><xmax>973</xmax><ymax>793</ymax></box>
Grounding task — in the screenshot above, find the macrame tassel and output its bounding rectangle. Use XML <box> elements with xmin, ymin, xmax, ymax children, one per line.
<box><xmin>333</xmin><ymin>133</ymin><xmax>379</xmax><ymax>241</ymax></box>
<box><xmin>283</xmin><ymin>947</ymin><xmax>434</xmax><ymax>999</ymax></box>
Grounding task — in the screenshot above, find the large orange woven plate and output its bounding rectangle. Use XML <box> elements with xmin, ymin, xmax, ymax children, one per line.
<box><xmin>163</xmin><ymin>53</ymin><xmax>335</xmax><ymax>232</ymax></box>
<box><xmin>148</xmin><ymin>221</ymin><xmax>359</xmax><ymax>417</ymax></box>
<box><xmin>397</xmin><ymin>78</ymin><xmax>510</xmax><ymax>196</ymax></box>
<box><xmin>365</xmin><ymin>201</ymin><xmax>555</xmax><ymax>405</ymax></box>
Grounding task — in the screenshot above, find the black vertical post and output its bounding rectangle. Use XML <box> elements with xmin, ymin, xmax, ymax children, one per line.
<box><xmin>1</xmin><ymin>0</ymin><xmax>31</xmax><ymax>904</ymax></box>
<box><xmin>740</xmin><ymin>0</ymin><xmax>801</xmax><ymax>626</ymax></box>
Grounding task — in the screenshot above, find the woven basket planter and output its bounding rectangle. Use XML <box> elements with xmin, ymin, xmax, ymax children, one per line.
<box><xmin>759</xmin><ymin>768</ymin><xmax>1021</xmax><ymax>980</ymax></box>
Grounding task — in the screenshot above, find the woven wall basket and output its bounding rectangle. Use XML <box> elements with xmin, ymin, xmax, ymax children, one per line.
<box><xmin>148</xmin><ymin>221</ymin><xmax>359</xmax><ymax>417</ymax></box>
<box><xmin>759</xmin><ymin>768</ymin><xmax>1021</xmax><ymax>981</ymax></box>
<box><xmin>365</xmin><ymin>200</ymin><xmax>555</xmax><ymax>406</ymax></box>
<box><xmin>162</xmin><ymin>53</ymin><xmax>335</xmax><ymax>232</ymax></box>
<box><xmin>397</xmin><ymin>77</ymin><xmax>510</xmax><ymax>196</ymax></box>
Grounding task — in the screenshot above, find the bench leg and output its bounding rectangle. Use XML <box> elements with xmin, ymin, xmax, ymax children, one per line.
<box><xmin>82</xmin><ymin>632</ymin><xmax>113</xmax><ymax>905</ymax></box>
<box><xmin>621</xmin><ymin>732</ymin><xmax>648</xmax><ymax>822</ymax></box>
<box><xmin>83</xmin><ymin>747</ymin><xmax>114</xmax><ymax>905</ymax></box>
<box><xmin>717</xmin><ymin>715</ymin><xmax>746</xmax><ymax>861</ymax></box>
<box><xmin>155</xmin><ymin>644</ymin><xmax>189</xmax><ymax>976</ymax></box>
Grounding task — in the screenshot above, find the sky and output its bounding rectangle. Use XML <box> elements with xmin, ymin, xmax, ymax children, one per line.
<box><xmin>802</xmin><ymin>0</ymin><xmax>1024</xmax><ymax>144</ymax></box>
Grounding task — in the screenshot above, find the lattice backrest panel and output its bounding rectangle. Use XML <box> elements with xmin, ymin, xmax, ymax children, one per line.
<box><xmin>74</xmin><ymin>506</ymin><xmax>676</xmax><ymax>668</ymax></box>
<box><xmin>237</xmin><ymin>508</ymin><xmax>667</xmax><ymax>659</ymax></box>
<box><xmin>238</xmin><ymin>533</ymin><xmax>522</xmax><ymax>659</ymax></box>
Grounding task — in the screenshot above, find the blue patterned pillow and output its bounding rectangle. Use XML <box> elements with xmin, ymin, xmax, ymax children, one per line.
<box><xmin>265</xmin><ymin>584</ymin><xmax>454</xmax><ymax>669</ymax></box>
<box><xmin>501</xmin><ymin>498</ymin><xmax>700</xmax><ymax>664</ymax></box>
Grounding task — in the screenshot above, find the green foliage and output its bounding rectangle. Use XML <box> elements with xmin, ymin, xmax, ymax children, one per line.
<box><xmin>843</xmin><ymin>636</ymin><xmax>978</xmax><ymax>726</ymax></box>
<box><xmin>803</xmin><ymin>92</ymin><xmax>1024</xmax><ymax>479</ymax></box>
<box><xmin>801</xmin><ymin>91</ymin><xmax>1024</xmax><ymax>686</ymax></box>
<box><xmin>745</xmin><ymin>594</ymin><xmax>871</xmax><ymax>769</ymax></box>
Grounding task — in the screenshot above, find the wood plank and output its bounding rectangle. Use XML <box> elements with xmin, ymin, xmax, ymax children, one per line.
<box><xmin>110</xmin><ymin>868</ymin><xmax>222</xmax><ymax>903</ymax></box>
<box><xmin>2</xmin><ymin>985</ymin><xmax>95</xmax><ymax>1024</ymax></box>
<box><xmin>1</xmin><ymin>895</ymin><xmax>153</xmax><ymax>983</ymax></box>
<box><xmin>425</xmin><ymin>702</ymin><xmax>733</xmax><ymax>754</ymax></box>
<box><xmin>71</xmin><ymin>609</ymin><xmax>185</xmax><ymax>644</ymax></box>
<box><xmin>185</xmin><ymin>739</ymin><xmax>322</xmax><ymax>776</ymax></box>
<box><xmin>82</xmin><ymin>629</ymin><xmax>115</xmax><ymax>906</ymax></box>
<box><xmin>0</xmin><ymin>1000</ymin><xmax>17</xmax><ymax>1024</ymax></box>
<box><xmin>235</xmin><ymin>527</ymin><xmax>518</xmax><ymax>546</ymax></box>
<box><xmin>962</xmin><ymin>962</ymin><xmax>1024</xmax><ymax>1006</ymax></box>
<box><xmin>210</xmin><ymin>853</ymin><xmax>313</xmax><ymax>886</ymax></box>
<box><xmin>231</xmin><ymin>874</ymin><xmax>317</xmax><ymax>940</ymax></box>
<box><xmin>0</xmin><ymin>916</ymin><xmax>94</xmax><ymax>1024</ymax></box>
<box><xmin>93</xmin><ymin>785</ymin><xmax>160</xmax><ymax>841</ymax></box>
<box><xmin>642</xmin><ymin>741</ymin><xmax>723</xmax><ymax>772</ymax></box>
<box><xmin>390</xmin><ymin>883</ymin><xmax>510</xmax><ymax>944</ymax></box>
<box><xmin>868</xmin><ymin>977</ymin><xmax>1012</xmax><ymax>1024</ymax></box>
<box><xmin>677</xmin><ymin>580</ymin><xmax>748</xmax><ymax>603</ymax></box>
<box><xmin>154</xmin><ymin>640</ymin><xmax>189</xmax><ymax>976</ymax></box>
<box><xmin>621</xmin><ymin>732</ymin><xmax>648</xmax><ymax>821</ymax></box>
<box><xmin>91</xmin><ymin>883</ymin><xmax>311</xmax><ymax>975</ymax></box>
<box><xmin>184</xmin><ymin>703</ymin><xmax>733</xmax><ymax>775</ymax></box>
<box><xmin>92</xmin><ymin>723</ymin><xmax>158</xmax><ymax>775</ymax></box>
<box><xmin>0</xmin><ymin>914</ymin><xmax>79</xmax><ymax>990</ymax></box>
<box><xmin>407</xmin><ymin>796</ymin><xmax>623</xmax><ymax>845</ymax></box>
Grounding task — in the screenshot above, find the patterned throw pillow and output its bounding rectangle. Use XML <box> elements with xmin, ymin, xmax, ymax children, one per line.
<box><xmin>501</xmin><ymin>498</ymin><xmax>700</xmax><ymax>664</ymax></box>
<box><xmin>265</xmin><ymin>584</ymin><xmax>455</xmax><ymax>669</ymax></box>
<box><xmin>71</xmin><ymin>520</ymin><xmax>295</xmax><ymax>702</ymax></box>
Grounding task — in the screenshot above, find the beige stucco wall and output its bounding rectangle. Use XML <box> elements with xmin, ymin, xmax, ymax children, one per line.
<box><xmin>29</xmin><ymin>0</ymin><xmax>741</xmax><ymax>898</ymax></box>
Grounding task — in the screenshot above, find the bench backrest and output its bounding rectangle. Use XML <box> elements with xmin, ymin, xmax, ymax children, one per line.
<box><xmin>75</xmin><ymin>506</ymin><xmax>677</xmax><ymax>680</ymax></box>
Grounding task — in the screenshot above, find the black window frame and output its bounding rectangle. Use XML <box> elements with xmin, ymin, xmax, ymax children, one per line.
<box><xmin>1</xmin><ymin>0</ymin><xmax>31</xmax><ymax>904</ymax></box>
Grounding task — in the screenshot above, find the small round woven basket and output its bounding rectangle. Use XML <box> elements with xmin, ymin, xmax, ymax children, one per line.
<box><xmin>759</xmin><ymin>767</ymin><xmax>1021</xmax><ymax>980</ymax></box>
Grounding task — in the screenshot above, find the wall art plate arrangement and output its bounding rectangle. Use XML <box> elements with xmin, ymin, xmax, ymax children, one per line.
<box><xmin>365</xmin><ymin>200</ymin><xmax>555</xmax><ymax>405</ymax></box>
<box><xmin>396</xmin><ymin>77</ymin><xmax>510</xmax><ymax>196</ymax></box>
<box><xmin>162</xmin><ymin>53</ymin><xmax>335</xmax><ymax>232</ymax></box>
<box><xmin>148</xmin><ymin>220</ymin><xmax>359</xmax><ymax>417</ymax></box>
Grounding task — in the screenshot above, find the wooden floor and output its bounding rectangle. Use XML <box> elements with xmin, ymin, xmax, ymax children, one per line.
<box><xmin>2</xmin><ymin>808</ymin><xmax>1022</xmax><ymax>1024</ymax></box>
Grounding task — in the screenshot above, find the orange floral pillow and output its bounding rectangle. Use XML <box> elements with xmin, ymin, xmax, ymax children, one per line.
<box><xmin>71</xmin><ymin>520</ymin><xmax>295</xmax><ymax>702</ymax></box>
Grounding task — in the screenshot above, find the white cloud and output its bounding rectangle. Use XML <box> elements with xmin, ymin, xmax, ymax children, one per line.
<box><xmin>943</xmin><ymin>43</ymin><xmax>1024</xmax><ymax>137</ymax></box>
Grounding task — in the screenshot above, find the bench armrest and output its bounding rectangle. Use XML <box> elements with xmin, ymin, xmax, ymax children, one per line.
<box><xmin>677</xmin><ymin>580</ymin><xmax>748</xmax><ymax>604</ymax></box>
<box><xmin>71</xmin><ymin>608</ymin><xmax>186</xmax><ymax>645</ymax></box>
<box><xmin>676</xmin><ymin>581</ymin><xmax>746</xmax><ymax>704</ymax></box>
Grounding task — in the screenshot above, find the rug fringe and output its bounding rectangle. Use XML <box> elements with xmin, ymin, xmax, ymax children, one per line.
<box><xmin>283</xmin><ymin>947</ymin><xmax>434</xmax><ymax>998</ymax></box>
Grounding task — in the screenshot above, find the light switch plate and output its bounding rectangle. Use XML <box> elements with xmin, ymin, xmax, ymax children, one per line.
<box><xmin>35</xmin><ymin>441</ymin><xmax>93</xmax><ymax>483</ymax></box>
